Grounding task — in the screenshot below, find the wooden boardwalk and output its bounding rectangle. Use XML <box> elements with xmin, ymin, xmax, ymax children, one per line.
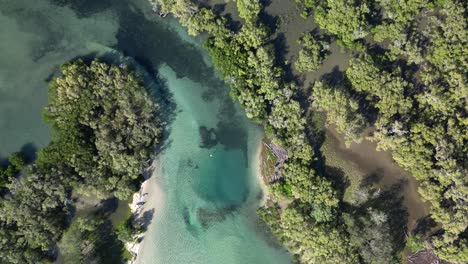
<box><xmin>263</xmin><ymin>141</ymin><xmax>288</xmax><ymax>182</ymax></box>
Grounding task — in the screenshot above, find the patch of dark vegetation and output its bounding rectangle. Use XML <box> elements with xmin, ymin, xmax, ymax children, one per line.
<box><xmin>199</xmin><ymin>126</ymin><xmax>218</xmax><ymax>148</ymax></box>
<box><xmin>0</xmin><ymin>60</ymin><xmax>162</xmax><ymax>263</ymax></box>
<box><xmin>197</xmin><ymin>205</ymin><xmax>237</xmax><ymax>229</ymax></box>
<box><xmin>413</xmin><ymin>216</ymin><xmax>438</xmax><ymax>236</ymax></box>
<box><xmin>344</xmin><ymin>180</ymin><xmax>409</xmax><ymax>264</ymax></box>
<box><xmin>182</xmin><ymin>206</ymin><xmax>199</xmax><ymax>236</ymax></box>
<box><xmin>60</xmin><ymin>216</ymin><xmax>130</xmax><ymax>264</ymax></box>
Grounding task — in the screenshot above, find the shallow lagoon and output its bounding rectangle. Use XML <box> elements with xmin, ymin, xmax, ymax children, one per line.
<box><xmin>0</xmin><ymin>0</ymin><xmax>291</xmax><ymax>263</ymax></box>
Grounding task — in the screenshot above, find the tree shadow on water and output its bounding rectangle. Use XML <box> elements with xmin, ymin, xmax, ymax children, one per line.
<box><xmin>413</xmin><ymin>215</ymin><xmax>438</xmax><ymax>236</ymax></box>
<box><xmin>197</xmin><ymin>204</ymin><xmax>238</xmax><ymax>229</ymax></box>
<box><xmin>199</xmin><ymin>126</ymin><xmax>218</xmax><ymax>149</ymax></box>
<box><xmin>272</xmin><ymin>32</ymin><xmax>296</xmax><ymax>83</ymax></box>
<box><xmin>259</xmin><ymin>0</ymin><xmax>279</xmax><ymax>34</ymax></box>
<box><xmin>213</xmin><ymin>3</ymin><xmax>226</xmax><ymax>14</ymax></box>
<box><xmin>145</xmin><ymin>72</ymin><xmax>177</xmax><ymax>156</ymax></box>
<box><xmin>20</xmin><ymin>143</ymin><xmax>38</xmax><ymax>162</ymax></box>
<box><xmin>91</xmin><ymin>219</ymin><xmax>128</xmax><ymax>264</ymax></box>
<box><xmin>0</xmin><ymin>158</ymin><xmax>7</xmax><ymax>168</ymax></box>
<box><xmin>359</xmin><ymin>179</ymin><xmax>409</xmax><ymax>254</ymax></box>
<box><xmin>0</xmin><ymin>143</ymin><xmax>38</xmax><ymax>166</ymax></box>
<box><xmin>90</xmin><ymin>197</ymin><xmax>119</xmax><ymax>216</ymax></box>
<box><xmin>324</xmin><ymin>165</ymin><xmax>349</xmax><ymax>201</ymax></box>
<box><xmin>360</xmin><ymin>168</ymin><xmax>384</xmax><ymax>188</ymax></box>
<box><xmin>50</xmin><ymin>0</ymin><xmax>118</xmax><ymax>18</ymax></box>
<box><xmin>320</xmin><ymin>66</ymin><xmax>346</xmax><ymax>87</ymax></box>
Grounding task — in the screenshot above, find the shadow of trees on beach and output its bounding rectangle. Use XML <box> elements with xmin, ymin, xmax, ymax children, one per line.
<box><xmin>135</xmin><ymin>209</ymin><xmax>155</xmax><ymax>231</ymax></box>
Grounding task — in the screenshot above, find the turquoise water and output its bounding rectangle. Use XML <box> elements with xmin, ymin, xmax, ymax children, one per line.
<box><xmin>137</xmin><ymin>64</ymin><xmax>291</xmax><ymax>264</ymax></box>
<box><xmin>0</xmin><ymin>0</ymin><xmax>291</xmax><ymax>263</ymax></box>
<box><xmin>0</xmin><ymin>0</ymin><xmax>119</xmax><ymax>158</ymax></box>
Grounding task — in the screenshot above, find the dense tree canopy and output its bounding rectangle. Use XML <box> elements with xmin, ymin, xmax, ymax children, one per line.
<box><xmin>296</xmin><ymin>0</ymin><xmax>467</xmax><ymax>261</ymax></box>
<box><xmin>0</xmin><ymin>166</ymin><xmax>69</xmax><ymax>263</ymax></box>
<box><xmin>0</xmin><ymin>60</ymin><xmax>161</xmax><ymax>263</ymax></box>
<box><xmin>150</xmin><ymin>0</ymin><xmax>357</xmax><ymax>262</ymax></box>
<box><xmin>59</xmin><ymin>216</ymin><xmax>131</xmax><ymax>264</ymax></box>
<box><xmin>344</xmin><ymin>209</ymin><xmax>397</xmax><ymax>264</ymax></box>
<box><xmin>150</xmin><ymin>0</ymin><xmax>468</xmax><ymax>262</ymax></box>
<box><xmin>294</xmin><ymin>33</ymin><xmax>329</xmax><ymax>73</ymax></box>
<box><xmin>314</xmin><ymin>0</ymin><xmax>371</xmax><ymax>49</ymax></box>
<box><xmin>42</xmin><ymin>60</ymin><xmax>161</xmax><ymax>199</ymax></box>
<box><xmin>0</xmin><ymin>152</ymin><xmax>28</xmax><ymax>188</ymax></box>
<box><xmin>260</xmin><ymin>205</ymin><xmax>358</xmax><ymax>263</ymax></box>
<box><xmin>311</xmin><ymin>81</ymin><xmax>367</xmax><ymax>146</ymax></box>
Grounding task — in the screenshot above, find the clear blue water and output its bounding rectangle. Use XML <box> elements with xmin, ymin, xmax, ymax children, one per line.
<box><xmin>136</xmin><ymin>63</ymin><xmax>291</xmax><ymax>264</ymax></box>
<box><xmin>0</xmin><ymin>0</ymin><xmax>291</xmax><ymax>263</ymax></box>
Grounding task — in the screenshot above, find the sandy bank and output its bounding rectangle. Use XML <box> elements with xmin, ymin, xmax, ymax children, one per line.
<box><xmin>255</xmin><ymin>138</ymin><xmax>269</xmax><ymax>206</ymax></box>
<box><xmin>126</xmin><ymin>160</ymin><xmax>165</xmax><ymax>263</ymax></box>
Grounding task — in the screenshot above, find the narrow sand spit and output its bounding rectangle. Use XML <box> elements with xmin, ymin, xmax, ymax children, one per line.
<box><xmin>254</xmin><ymin>138</ymin><xmax>269</xmax><ymax>206</ymax></box>
<box><xmin>127</xmin><ymin>160</ymin><xmax>165</xmax><ymax>263</ymax></box>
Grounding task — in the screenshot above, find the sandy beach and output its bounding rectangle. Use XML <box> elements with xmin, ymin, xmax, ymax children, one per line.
<box><xmin>254</xmin><ymin>138</ymin><xmax>269</xmax><ymax>206</ymax></box>
<box><xmin>127</xmin><ymin>160</ymin><xmax>165</xmax><ymax>263</ymax></box>
<box><xmin>129</xmin><ymin>137</ymin><xmax>269</xmax><ymax>263</ymax></box>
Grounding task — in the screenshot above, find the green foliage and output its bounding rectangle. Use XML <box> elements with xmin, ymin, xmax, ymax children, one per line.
<box><xmin>294</xmin><ymin>33</ymin><xmax>329</xmax><ymax>73</ymax></box>
<box><xmin>115</xmin><ymin>215</ymin><xmax>141</xmax><ymax>243</ymax></box>
<box><xmin>149</xmin><ymin>0</ymin><xmax>198</xmax><ymax>29</ymax></box>
<box><xmin>0</xmin><ymin>60</ymin><xmax>161</xmax><ymax>263</ymax></box>
<box><xmin>341</xmin><ymin>1</ymin><xmax>468</xmax><ymax>261</ymax></box>
<box><xmin>188</xmin><ymin>8</ymin><xmax>231</xmax><ymax>37</ymax></box>
<box><xmin>237</xmin><ymin>23</ymin><xmax>270</xmax><ymax>49</ymax></box>
<box><xmin>7</xmin><ymin>152</ymin><xmax>28</xmax><ymax>170</ymax></box>
<box><xmin>152</xmin><ymin>0</ymin><xmax>468</xmax><ymax>263</ymax></box>
<box><xmin>261</xmin><ymin>205</ymin><xmax>359</xmax><ymax>263</ymax></box>
<box><xmin>311</xmin><ymin>81</ymin><xmax>367</xmax><ymax>146</ymax></box>
<box><xmin>195</xmin><ymin>3</ymin><xmax>314</xmax><ymax>164</ymax></box>
<box><xmin>153</xmin><ymin>0</ymin><xmax>359</xmax><ymax>261</ymax></box>
<box><xmin>271</xmin><ymin>180</ymin><xmax>293</xmax><ymax>198</ymax></box>
<box><xmin>295</xmin><ymin>0</ymin><xmax>319</xmax><ymax>17</ymax></box>
<box><xmin>283</xmin><ymin>162</ymin><xmax>338</xmax><ymax>210</ymax></box>
<box><xmin>314</xmin><ymin>0</ymin><xmax>371</xmax><ymax>49</ymax></box>
<box><xmin>237</xmin><ymin>0</ymin><xmax>262</xmax><ymax>23</ymax></box>
<box><xmin>0</xmin><ymin>167</ymin><xmax>68</xmax><ymax>263</ymax></box>
<box><xmin>0</xmin><ymin>152</ymin><xmax>29</xmax><ymax>187</ymax></box>
<box><xmin>42</xmin><ymin>60</ymin><xmax>161</xmax><ymax>200</ymax></box>
<box><xmin>149</xmin><ymin>0</ymin><xmax>230</xmax><ymax>37</ymax></box>
<box><xmin>432</xmin><ymin>233</ymin><xmax>468</xmax><ymax>263</ymax></box>
<box><xmin>59</xmin><ymin>216</ymin><xmax>129</xmax><ymax>264</ymax></box>
<box><xmin>346</xmin><ymin>55</ymin><xmax>413</xmax><ymax>127</ymax></box>
<box><xmin>372</xmin><ymin>0</ymin><xmax>433</xmax><ymax>42</ymax></box>
<box><xmin>310</xmin><ymin>203</ymin><xmax>335</xmax><ymax>223</ymax></box>
<box><xmin>344</xmin><ymin>209</ymin><xmax>398</xmax><ymax>264</ymax></box>
<box><xmin>406</xmin><ymin>234</ymin><xmax>425</xmax><ymax>253</ymax></box>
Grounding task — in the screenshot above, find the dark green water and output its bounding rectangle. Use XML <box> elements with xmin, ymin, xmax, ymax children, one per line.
<box><xmin>0</xmin><ymin>0</ymin><xmax>291</xmax><ymax>263</ymax></box>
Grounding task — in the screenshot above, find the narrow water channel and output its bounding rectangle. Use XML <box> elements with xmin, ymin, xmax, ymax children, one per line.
<box><xmin>0</xmin><ymin>0</ymin><xmax>292</xmax><ymax>263</ymax></box>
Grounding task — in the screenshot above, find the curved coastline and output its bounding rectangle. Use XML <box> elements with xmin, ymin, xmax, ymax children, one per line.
<box><xmin>130</xmin><ymin>134</ymin><xmax>272</xmax><ymax>263</ymax></box>
<box><xmin>127</xmin><ymin>160</ymin><xmax>165</xmax><ymax>263</ymax></box>
<box><xmin>254</xmin><ymin>138</ymin><xmax>269</xmax><ymax>207</ymax></box>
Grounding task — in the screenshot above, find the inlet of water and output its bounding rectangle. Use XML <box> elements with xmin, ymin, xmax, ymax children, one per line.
<box><xmin>0</xmin><ymin>0</ymin><xmax>291</xmax><ymax>263</ymax></box>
